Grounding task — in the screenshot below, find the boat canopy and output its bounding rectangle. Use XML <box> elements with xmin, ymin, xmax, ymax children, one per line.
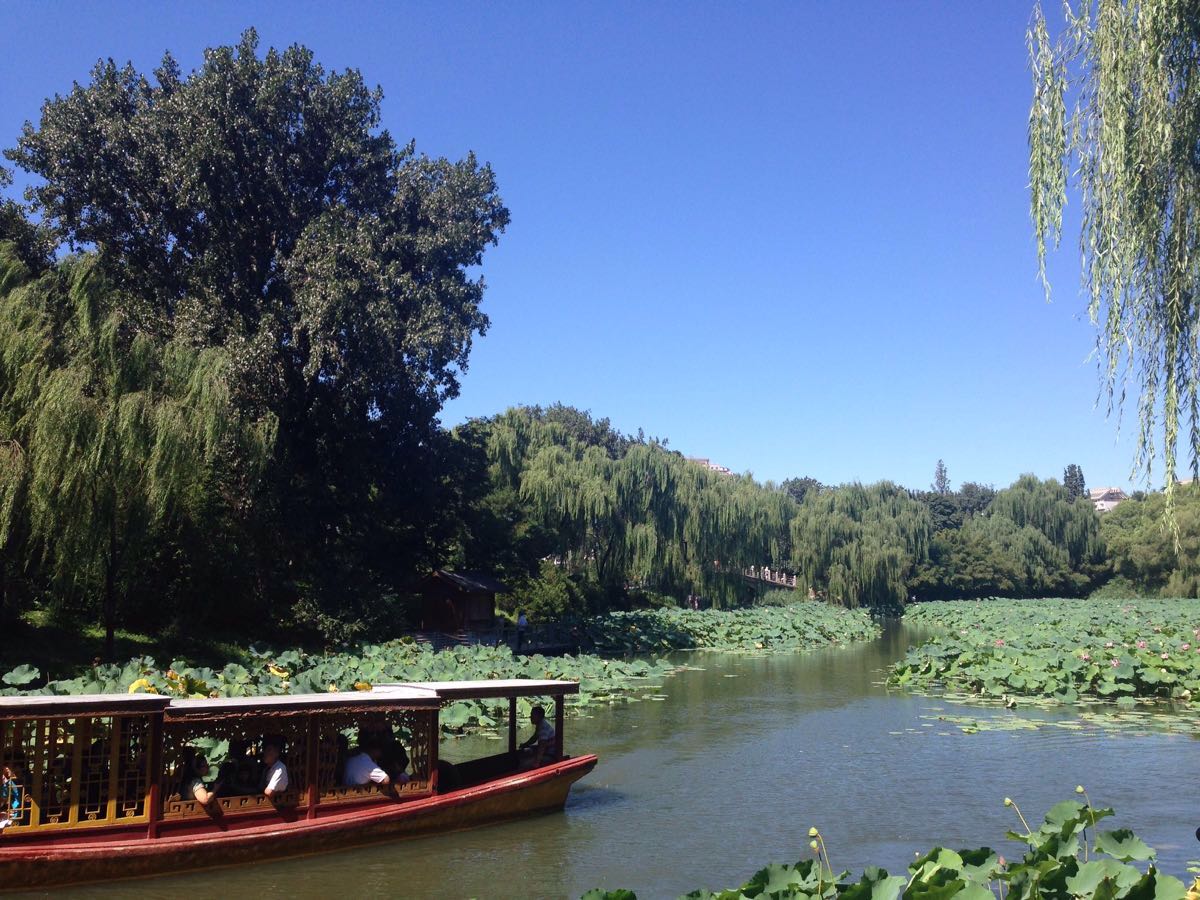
<box><xmin>381</xmin><ymin>679</ymin><xmax>580</xmax><ymax>700</ymax></box>
<box><xmin>165</xmin><ymin>686</ymin><xmax>440</xmax><ymax>720</ymax></box>
<box><xmin>0</xmin><ymin>693</ymin><xmax>172</xmax><ymax>719</ymax></box>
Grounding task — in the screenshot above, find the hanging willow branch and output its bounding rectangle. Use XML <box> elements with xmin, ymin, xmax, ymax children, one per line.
<box><xmin>1029</xmin><ymin>0</ymin><xmax>1200</xmax><ymax>518</ymax></box>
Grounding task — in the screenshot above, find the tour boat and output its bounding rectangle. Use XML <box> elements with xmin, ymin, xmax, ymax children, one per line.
<box><xmin>0</xmin><ymin>678</ymin><xmax>596</xmax><ymax>889</ymax></box>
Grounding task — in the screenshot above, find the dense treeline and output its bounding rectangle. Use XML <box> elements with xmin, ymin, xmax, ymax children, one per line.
<box><xmin>1098</xmin><ymin>485</ymin><xmax>1200</xmax><ymax>598</ymax></box>
<box><xmin>445</xmin><ymin>405</ymin><xmax>793</xmax><ymax>617</ymax></box>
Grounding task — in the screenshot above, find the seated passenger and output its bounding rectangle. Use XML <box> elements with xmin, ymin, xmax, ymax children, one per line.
<box><xmin>0</xmin><ymin>764</ymin><xmax>23</xmax><ymax>828</ymax></box>
<box><xmin>217</xmin><ymin>739</ymin><xmax>261</xmax><ymax>796</ymax></box>
<box><xmin>379</xmin><ymin>736</ymin><xmax>410</xmax><ymax>783</ymax></box>
<box><xmin>518</xmin><ymin>705</ymin><xmax>557</xmax><ymax>768</ymax></box>
<box><xmin>260</xmin><ymin>740</ymin><xmax>288</xmax><ymax>799</ymax></box>
<box><xmin>343</xmin><ymin>740</ymin><xmax>407</xmax><ymax>788</ymax></box>
<box><xmin>181</xmin><ymin>755</ymin><xmax>219</xmax><ymax>807</ymax></box>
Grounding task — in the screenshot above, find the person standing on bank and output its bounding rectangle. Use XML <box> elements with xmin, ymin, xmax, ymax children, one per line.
<box><xmin>516</xmin><ymin>610</ymin><xmax>528</xmax><ymax>653</ymax></box>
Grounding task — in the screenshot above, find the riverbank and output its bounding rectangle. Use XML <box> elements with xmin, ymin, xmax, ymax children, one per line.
<box><xmin>0</xmin><ymin>603</ymin><xmax>878</xmax><ymax>733</ymax></box>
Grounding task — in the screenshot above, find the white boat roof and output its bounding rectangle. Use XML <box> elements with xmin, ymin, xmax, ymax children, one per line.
<box><xmin>0</xmin><ymin>680</ymin><xmax>577</xmax><ymax>719</ymax></box>
<box><xmin>383</xmin><ymin>679</ymin><xmax>579</xmax><ymax>700</ymax></box>
<box><xmin>0</xmin><ymin>693</ymin><xmax>172</xmax><ymax>717</ymax></box>
<box><xmin>166</xmin><ymin>686</ymin><xmax>441</xmax><ymax>718</ymax></box>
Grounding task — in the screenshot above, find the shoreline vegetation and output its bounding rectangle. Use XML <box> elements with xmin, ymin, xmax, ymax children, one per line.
<box><xmin>889</xmin><ymin>598</ymin><xmax>1200</xmax><ymax>704</ymax></box>
<box><xmin>0</xmin><ymin>603</ymin><xmax>879</xmax><ymax>735</ymax></box>
<box><xmin>583</xmin><ymin>795</ymin><xmax>1194</xmax><ymax>900</ymax></box>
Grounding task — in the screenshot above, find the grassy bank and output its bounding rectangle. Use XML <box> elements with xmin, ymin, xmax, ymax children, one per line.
<box><xmin>0</xmin><ymin>602</ymin><xmax>878</xmax><ymax>733</ymax></box>
<box><xmin>889</xmin><ymin>598</ymin><xmax>1200</xmax><ymax>703</ymax></box>
<box><xmin>583</xmin><ymin>795</ymin><xmax>1190</xmax><ymax>900</ymax></box>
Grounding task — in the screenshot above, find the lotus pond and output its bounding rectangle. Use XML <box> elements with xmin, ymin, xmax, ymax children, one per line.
<box><xmin>1</xmin><ymin>603</ymin><xmax>878</xmax><ymax>738</ymax></box>
<box><xmin>41</xmin><ymin>613</ymin><xmax>1200</xmax><ymax>900</ymax></box>
<box><xmin>889</xmin><ymin>598</ymin><xmax>1200</xmax><ymax>706</ymax></box>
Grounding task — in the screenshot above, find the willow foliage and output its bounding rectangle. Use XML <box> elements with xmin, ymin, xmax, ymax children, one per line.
<box><xmin>989</xmin><ymin>474</ymin><xmax>1104</xmax><ymax>568</ymax></box>
<box><xmin>1029</xmin><ymin>1</ymin><xmax>1200</xmax><ymax>502</ymax></box>
<box><xmin>481</xmin><ymin>407</ymin><xmax>791</xmax><ymax>606</ymax></box>
<box><xmin>789</xmin><ymin>482</ymin><xmax>931</xmax><ymax>611</ymax></box>
<box><xmin>0</xmin><ymin>245</ymin><xmax>275</xmax><ymax>652</ymax></box>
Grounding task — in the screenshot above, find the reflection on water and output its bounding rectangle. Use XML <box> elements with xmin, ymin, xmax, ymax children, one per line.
<box><xmin>45</xmin><ymin>624</ymin><xmax>1200</xmax><ymax>900</ymax></box>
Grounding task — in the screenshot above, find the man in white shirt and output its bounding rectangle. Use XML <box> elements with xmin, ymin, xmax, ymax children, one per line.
<box><xmin>261</xmin><ymin>741</ymin><xmax>288</xmax><ymax>799</ymax></box>
<box><xmin>344</xmin><ymin>741</ymin><xmax>409</xmax><ymax>789</ymax></box>
<box><xmin>518</xmin><ymin>705</ymin><xmax>556</xmax><ymax>768</ymax></box>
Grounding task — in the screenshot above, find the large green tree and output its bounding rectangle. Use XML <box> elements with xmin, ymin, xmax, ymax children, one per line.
<box><xmin>0</xmin><ymin>246</ymin><xmax>274</xmax><ymax>656</ymax></box>
<box><xmin>790</xmin><ymin>482</ymin><xmax>931</xmax><ymax>612</ymax></box>
<box><xmin>1101</xmin><ymin>484</ymin><xmax>1200</xmax><ymax>596</ymax></box>
<box><xmin>1030</xmin><ymin>1</ymin><xmax>1200</xmax><ymax>503</ymax></box>
<box><xmin>4</xmin><ymin>31</ymin><xmax>508</xmax><ymax>638</ymax></box>
<box><xmin>1063</xmin><ymin>463</ymin><xmax>1088</xmax><ymax>502</ymax></box>
<box><xmin>467</xmin><ymin>406</ymin><xmax>793</xmax><ymax>610</ymax></box>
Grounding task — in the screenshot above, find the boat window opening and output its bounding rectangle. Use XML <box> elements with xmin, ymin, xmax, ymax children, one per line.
<box><xmin>0</xmin><ymin>715</ymin><xmax>153</xmax><ymax>831</ymax></box>
<box><xmin>316</xmin><ymin>709</ymin><xmax>435</xmax><ymax>803</ymax></box>
<box><xmin>161</xmin><ymin>717</ymin><xmax>308</xmax><ymax>819</ymax></box>
<box><xmin>0</xmin><ymin>720</ymin><xmax>35</xmax><ymax>829</ymax></box>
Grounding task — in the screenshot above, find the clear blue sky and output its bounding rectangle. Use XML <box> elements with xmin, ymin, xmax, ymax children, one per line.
<box><xmin>2</xmin><ymin>2</ymin><xmax>1139</xmax><ymax>492</ymax></box>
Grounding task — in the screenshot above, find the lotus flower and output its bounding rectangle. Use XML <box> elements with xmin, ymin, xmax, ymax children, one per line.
<box><xmin>1111</xmin><ymin>658</ymin><xmax>1120</xmax><ymax>667</ymax></box>
<box><xmin>1137</xmin><ymin>640</ymin><xmax>1148</xmax><ymax>649</ymax></box>
<box><xmin>1105</xmin><ymin>641</ymin><xmax>1114</xmax><ymax>648</ymax></box>
<box><xmin>995</xmin><ymin>639</ymin><xmax>1005</xmax><ymax>647</ymax></box>
<box><xmin>1162</xmin><ymin>652</ymin><xmax>1170</xmax><ymax>660</ymax></box>
<box><xmin>1183</xmin><ymin>644</ymin><xmax>1191</xmax><ymax>651</ymax></box>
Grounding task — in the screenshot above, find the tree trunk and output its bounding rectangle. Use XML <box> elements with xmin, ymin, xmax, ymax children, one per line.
<box><xmin>103</xmin><ymin>517</ymin><xmax>118</xmax><ymax>661</ymax></box>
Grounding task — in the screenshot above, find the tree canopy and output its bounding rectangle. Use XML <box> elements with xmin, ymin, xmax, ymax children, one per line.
<box><xmin>1</xmin><ymin>30</ymin><xmax>508</xmax><ymax>643</ymax></box>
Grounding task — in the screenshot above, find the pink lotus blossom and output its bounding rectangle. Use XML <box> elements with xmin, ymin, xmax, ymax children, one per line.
<box><xmin>1081</xmin><ymin>652</ymin><xmax>1091</xmax><ymax>661</ymax></box>
<box><xmin>994</xmin><ymin>639</ymin><xmax>1005</xmax><ymax>647</ymax></box>
<box><xmin>1137</xmin><ymin>640</ymin><xmax>1148</xmax><ymax>649</ymax></box>
<box><xmin>1111</xmin><ymin>658</ymin><xmax>1120</xmax><ymax>667</ymax></box>
<box><xmin>1162</xmin><ymin>652</ymin><xmax>1170</xmax><ymax>660</ymax></box>
<box><xmin>1183</xmin><ymin>644</ymin><xmax>1191</xmax><ymax>651</ymax></box>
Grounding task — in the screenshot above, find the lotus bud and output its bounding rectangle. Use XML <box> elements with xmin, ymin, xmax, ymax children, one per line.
<box><xmin>808</xmin><ymin>826</ymin><xmax>819</xmax><ymax>837</ymax></box>
<box><xmin>810</xmin><ymin>840</ymin><xmax>819</xmax><ymax>852</ymax></box>
<box><xmin>1075</xmin><ymin>785</ymin><xmax>1084</xmax><ymax>794</ymax></box>
<box><xmin>1003</xmin><ymin>797</ymin><xmax>1013</xmax><ymax>807</ymax></box>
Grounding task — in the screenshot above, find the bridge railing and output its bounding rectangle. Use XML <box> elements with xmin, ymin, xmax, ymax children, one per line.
<box><xmin>743</xmin><ymin>566</ymin><xmax>798</xmax><ymax>588</ymax></box>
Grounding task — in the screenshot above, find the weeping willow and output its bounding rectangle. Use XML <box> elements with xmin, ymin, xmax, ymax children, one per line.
<box><xmin>789</xmin><ymin>482</ymin><xmax>931</xmax><ymax>611</ymax></box>
<box><xmin>0</xmin><ymin>245</ymin><xmax>276</xmax><ymax>654</ymax></box>
<box><xmin>988</xmin><ymin>474</ymin><xmax>1104</xmax><ymax>568</ymax></box>
<box><xmin>1029</xmin><ymin>1</ymin><xmax>1200</xmax><ymax>505</ymax></box>
<box><xmin>486</xmin><ymin>408</ymin><xmax>792</xmax><ymax>606</ymax></box>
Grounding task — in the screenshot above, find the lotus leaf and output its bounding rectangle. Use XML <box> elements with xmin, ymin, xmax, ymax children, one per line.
<box><xmin>1</xmin><ymin>664</ymin><xmax>39</xmax><ymax>686</ymax></box>
<box><xmin>1094</xmin><ymin>830</ymin><xmax>1155</xmax><ymax>863</ymax></box>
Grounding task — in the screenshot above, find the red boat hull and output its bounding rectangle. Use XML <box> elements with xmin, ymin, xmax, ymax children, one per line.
<box><xmin>0</xmin><ymin>755</ymin><xmax>598</xmax><ymax>890</ymax></box>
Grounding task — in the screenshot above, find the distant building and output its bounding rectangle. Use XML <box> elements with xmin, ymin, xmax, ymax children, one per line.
<box><xmin>1089</xmin><ymin>487</ymin><xmax>1128</xmax><ymax>514</ymax></box>
<box><xmin>686</xmin><ymin>456</ymin><xmax>732</xmax><ymax>475</ymax></box>
<box><xmin>415</xmin><ymin>570</ymin><xmax>509</xmax><ymax>632</ymax></box>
